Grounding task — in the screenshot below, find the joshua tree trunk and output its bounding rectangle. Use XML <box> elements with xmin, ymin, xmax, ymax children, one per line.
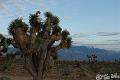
<box><xmin>33</xmin><ymin>75</ymin><xmax>43</xmax><ymax>80</ymax></box>
<box><xmin>24</xmin><ymin>43</ymin><xmax>50</xmax><ymax>80</ymax></box>
<box><xmin>25</xmin><ymin>55</ymin><xmax>45</xmax><ymax>80</ymax></box>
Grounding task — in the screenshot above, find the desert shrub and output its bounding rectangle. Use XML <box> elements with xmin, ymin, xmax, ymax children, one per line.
<box><xmin>0</xmin><ymin>76</ymin><xmax>12</xmax><ymax>80</ymax></box>
<box><xmin>2</xmin><ymin>54</ymin><xmax>14</xmax><ymax>70</ymax></box>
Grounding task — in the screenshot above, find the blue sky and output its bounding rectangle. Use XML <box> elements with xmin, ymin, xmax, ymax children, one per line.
<box><xmin>0</xmin><ymin>0</ymin><xmax>120</xmax><ymax>51</ymax></box>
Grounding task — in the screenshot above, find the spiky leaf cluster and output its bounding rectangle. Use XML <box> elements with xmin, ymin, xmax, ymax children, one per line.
<box><xmin>29</xmin><ymin>11</ymin><xmax>41</xmax><ymax>28</ymax></box>
<box><xmin>8</xmin><ymin>19</ymin><xmax>28</xmax><ymax>35</ymax></box>
<box><xmin>7</xmin><ymin>11</ymin><xmax>72</xmax><ymax>56</ymax></box>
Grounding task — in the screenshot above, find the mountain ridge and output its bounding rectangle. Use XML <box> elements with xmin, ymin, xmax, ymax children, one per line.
<box><xmin>6</xmin><ymin>45</ymin><xmax>120</xmax><ymax>61</ymax></box>
<box><xmin>58</xmin><ymin>46</ymin><xmax>120</xmax><ymax>61</ymax></box>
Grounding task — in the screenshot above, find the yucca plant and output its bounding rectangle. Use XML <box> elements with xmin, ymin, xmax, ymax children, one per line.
<box><xmin>0</xmin><ymin>37</ymin><xmax>13</xmax><ymax>53</ymax></box>
<box><xmin>6</xmin><ymin>11</ymin><xmax>72</xmax><ymax>80</ymax></box>
<box><xmin>0</xmin><ymin>34</ymin><xmax>3</xmax><ymax>39</ymax></box>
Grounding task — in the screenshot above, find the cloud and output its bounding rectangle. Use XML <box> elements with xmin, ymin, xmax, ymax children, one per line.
<box><xmin>0</xmin><ymin>0</ymin><xmax>35</xmax><ymax>18</ymax></box>
<box><xmin>74</xmin><ymin>42</ymin><xmax>120</xmax><ymax>51</ymax></box>
<box><xmin>0</xmin><ymin>2</ymin><xmax>12</xmax><ymax>17</ymax></box>
<box><xmin>0</xmin><ymin>0</ymin><xmax>56</xmax><ymax>18</ymax></box>
<box><xmin>107</xmin><ymin>39</ymin><xmax>120</xmax><ymax>42</ymax></box>
<box><xmin>97</xmin><ymin>32</ymin><xmax>120</xmax><ymax>36</ymax></box>
<box><xmin>71</xmin><ymin>33</ymin><xmax>95</xmax><ymax>38</ymax></box>
<box><xmin>71</xmin><ymin>32</ymin><xmax>120</xmax><ymax>51</ymax></box>
<box><xmin>12</xmin><ymin>0</ymin><xmax>26</xmax><ymax>11</ymax></box>
<box><xmin>72</xmin><ymin>32</ymin><xmax>120</xmax><ymax>38</ymax></box>
<box><xmin>0</xmin><ymin>0</ymin><xmax>24</xmax><ymax>18</ymax></box>
<box><xmin>84</xmin><ymin>43</ymin><xmax>120</xmax><ymax>46</ymax></box>
<box><xmin>39</xmin><ymin>0</ymin><xmax>50</xmax><ymax>12</ymax></box>
<box><xmin>40</xmin><ymin>0</ymin><xmax>46</xmax><ymax>10</ymax></box>
<box><xmin>77</xmin><ymin>43</ymin><xmax>120</xmax><ymax>51</ymax></box>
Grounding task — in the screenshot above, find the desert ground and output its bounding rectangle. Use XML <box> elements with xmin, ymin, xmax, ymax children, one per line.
<box><xmin>0</xmin><ymin>59</ymin><xmax>120</xmax><ymax>80</ymax></box>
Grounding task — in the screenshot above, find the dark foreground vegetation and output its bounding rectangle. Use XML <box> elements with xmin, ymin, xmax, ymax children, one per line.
<box><xmin>0</xmin><ymin>57</ymin><xmax>120</xmax><ymax>80</ymax></box>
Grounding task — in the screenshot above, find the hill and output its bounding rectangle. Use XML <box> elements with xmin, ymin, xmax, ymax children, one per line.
<box><xmin>6</xmin><ymin>46</ymin><xmax>120</xmax><ymax>61</ymax></box>
<box><xmin>58</xmin><ymin>46</ymin><xmax>120</xmax><ymax>61</ymax></box>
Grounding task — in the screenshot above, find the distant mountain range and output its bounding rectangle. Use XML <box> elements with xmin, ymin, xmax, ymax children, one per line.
<box><xmin>7</xmin><ymin>46</ymin><xmax>120</xmax><ymax>61</ymax></box>
<box><xmin>58</xmin><ymin>46</ymin><xmax>120</xmax><ymax>61</ymax></box>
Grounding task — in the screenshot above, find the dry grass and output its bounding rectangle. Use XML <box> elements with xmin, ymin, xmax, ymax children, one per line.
<box><xmin>0</xmin><ymin>60</ymin><xmax>120</xmax><ymax>80</ymax></box>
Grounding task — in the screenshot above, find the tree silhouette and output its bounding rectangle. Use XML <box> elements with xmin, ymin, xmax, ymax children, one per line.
<box><xmin>0</xmin><ymin>34</ymin><xmax>13</xmax><ymax>54</ymax></box>
<box><xmin>6</xmin><ymin>11</ymin><xmax>72</xmax><ymax>80</ymax></box>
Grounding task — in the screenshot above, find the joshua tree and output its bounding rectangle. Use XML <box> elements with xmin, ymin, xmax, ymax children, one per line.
<box><xmin>87</xmin><ymin>54</ymin><xmax>99</xmax><ymax>72</ymax></box>
<box><xmin>0</xmin><ymin>34</ymin><xmax>13</xmax><ymax>54</ymax></box>
<box><xmin>87</xmin><ymin>54</ymin><xmax>97</xmax><ymax>63</ymax></box>
<box><xmin>6</xmin><ymin>11</ymin><xmax>72</xmax><ymax>80</ymax></box>
<box><xmin>0</xmin><ymin>34</ymin><xmax>3</xmax><ymax>39</ymax></box>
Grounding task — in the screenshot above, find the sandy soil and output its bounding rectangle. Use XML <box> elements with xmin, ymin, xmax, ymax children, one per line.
<box><xmin>0</xmin><ymin>73</ymin><xmax>32</xmax><ymax>80</ymax></box>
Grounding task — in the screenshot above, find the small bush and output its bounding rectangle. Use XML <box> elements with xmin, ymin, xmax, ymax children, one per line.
<box><xmin>2</xmin><ymin>54</ymin><xmax>14</xmax><ymax>70</ymax></box>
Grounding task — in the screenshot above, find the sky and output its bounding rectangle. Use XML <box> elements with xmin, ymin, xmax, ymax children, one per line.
<box><xmin>0</xmin><ymin>0</ymin><xmax>120</xmax><ymax>51</ymax></box>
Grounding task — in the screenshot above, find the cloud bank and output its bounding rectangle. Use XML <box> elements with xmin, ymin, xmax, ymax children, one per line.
<box><xmin>72</xmin><ymin>32</ymin><xmax>120</xmax><ymax>51</ymax></box>
<box><xmin>0</xmin><ymin>0</ymin><xmax>48</xmax><ymax>18</ymax></box>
